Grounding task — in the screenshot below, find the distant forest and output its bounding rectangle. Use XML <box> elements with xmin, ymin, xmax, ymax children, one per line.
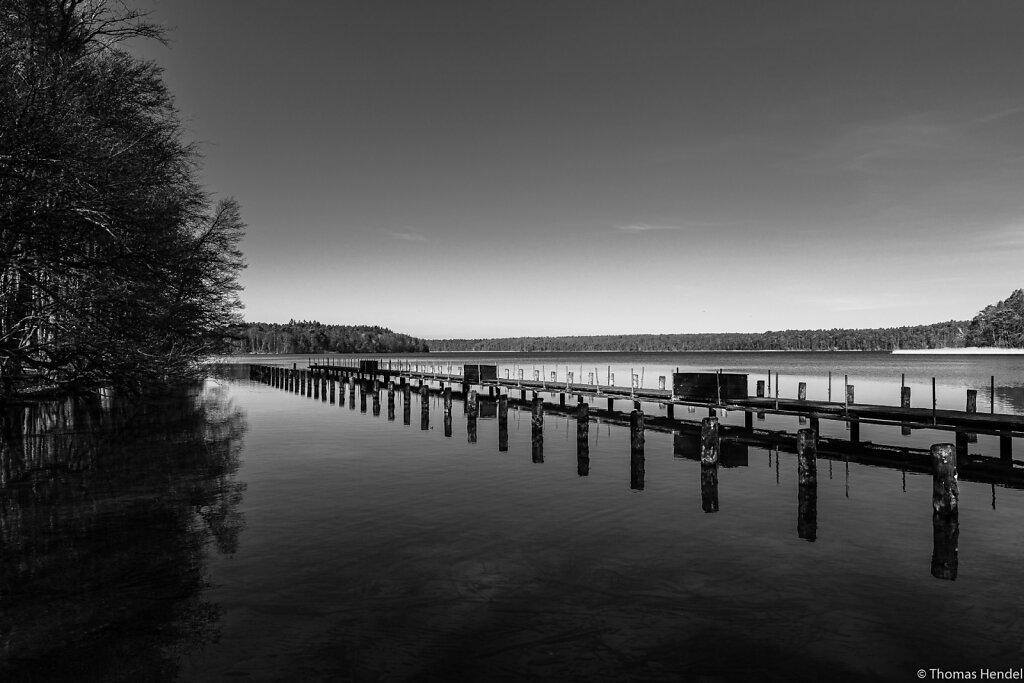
<box><xmin>233</xmin><ymin>322</ymin><xmax>428</xmax><ymax>354</ymax></box>
<box><xmin>233</xmin><ymin>289</ymin><xmax>1024</xmax><ymax>354</ymax></box>
<box><xmin>428</xmin><ymin>320</ymin><xmax>968</xmax><ymax>352</ymax></box>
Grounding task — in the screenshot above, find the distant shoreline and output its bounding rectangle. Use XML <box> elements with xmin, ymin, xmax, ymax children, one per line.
<box><xmin>891</xmin><ymin>347</ymin><xmax>1024</xmax><ymax>355</ymax></box>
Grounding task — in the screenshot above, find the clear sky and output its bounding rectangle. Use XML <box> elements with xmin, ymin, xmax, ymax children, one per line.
<box><xmin>129</xmin><ymin>0</ymin><xmax>1024</xmax><ymax>338</ymax></box>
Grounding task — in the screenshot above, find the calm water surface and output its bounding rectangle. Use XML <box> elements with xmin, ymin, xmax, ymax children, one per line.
<box><xmin>3</xmin><ymin>354</ymin><xmax>1024</xmax><ymax>681</ymax></box>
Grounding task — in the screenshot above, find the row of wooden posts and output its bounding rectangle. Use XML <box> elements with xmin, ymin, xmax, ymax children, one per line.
<box><xmin>250</xmin><ymin>363</ymin><xmax>961</xmax><ymax>580</ymax></box>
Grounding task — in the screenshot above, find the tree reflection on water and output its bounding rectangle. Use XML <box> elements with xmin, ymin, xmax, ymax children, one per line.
<box><xmin>0</xmin><ymin>377</ymin><xmax>247</xmax><ymax>681</ymax></box>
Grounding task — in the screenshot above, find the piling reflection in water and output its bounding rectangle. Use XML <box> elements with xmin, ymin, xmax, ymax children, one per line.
<box><xmin>0</xmin><ymin>374</ymin><xmax>247</xmax><ymax>680</ymax></box>
<box><xmin>931</xmin><ymin>444</ymin><xmax>959</xmax><ymax>580</ymax></box>
<box><xmin>403</xmin><ymin>384</ymin><xmax>411</xmax><ymax>425</ymax></box>
<box><xmin>387</xmin><ymin>382</ymin><xmax>395</xmax><ymax>421</ymax></box>
<box><xmin>701</xmin><ymin>464</ymin><xmax>719</xmax><ymax>513</ymax></box>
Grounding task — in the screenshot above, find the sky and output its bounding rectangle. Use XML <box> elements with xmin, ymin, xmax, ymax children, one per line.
<box><xmin>128</xmin><ymin>0</ymin><xmax>1024</xmax><ymax>339</ymax></box>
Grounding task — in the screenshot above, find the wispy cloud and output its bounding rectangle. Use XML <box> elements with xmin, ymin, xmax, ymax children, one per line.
<box><xmin>614</xmin><ymin>220</ymin><xmax>719</xmax><ymax>233</ymax></box>
<box><xmin>615</xmin><ymin>223</ymin><xmax>683</xmax><ymax>233</ymax></box>
<box><xmin>391</xmin><ymin>231</ymin><xmax>429</xmax><ymax>243</ymax></box>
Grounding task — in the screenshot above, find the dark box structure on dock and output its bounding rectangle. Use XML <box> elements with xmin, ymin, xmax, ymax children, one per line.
<box><xmin>464</xmin><ymin>364</ymin><xmax>498</xmax><ymax>384</ymax></box>
<box><xmin>359</xmin><ymin>360</ymin><xmax>379</xmax><ymax>374</ymax></box>
<box><xmin>672</xmin><ymin>373</ymin><xmax>748</xmax><ymax>401</ymax></box>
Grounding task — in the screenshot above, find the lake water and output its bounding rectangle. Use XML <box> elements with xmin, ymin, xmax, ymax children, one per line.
<box><xmin>3</xmin><ymin>352</ymin><xmax>1024</xmax><ymax>681</ymax></box>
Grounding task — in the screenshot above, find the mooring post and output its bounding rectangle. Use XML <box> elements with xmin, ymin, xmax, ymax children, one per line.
<box><xmin>798</xmin><ymin>382</ymin><xmax>806</xmax><ymax>401</ymax></box>
<box><xmin>700</xmin><ymin>416</ymin><xmax>719</xmax><ymax>465</ymax></box>
<box><xmin>387</xmin><ymin>381</ymin><xmax>395</xmax><ymax>421</ymax></box>
<box><xmin>966</xmin><ymin>389</ymin><xmax>978</xmax><ymax>442</ymax></box>
<box><xmin>402</xmin><ymin>384</ymin><xmax>411</xmax><ymax>424</ymax></box>
<box><xmin>313</xmin><ymin>372</ymin><xmax>320</xmax><ymax>399</ymax></box>
<box><xmin>932</xmin><ymin>443</ymin><xmax>959</xmax><ymax>517</ymax></box>
<box><xmin>607</xmin><ymin>397</ymin><xmax>614</xmax><ymax>412</ymax></box>
<box><xmin>372</xmin><ymin>385</ymin><xmax>381</xmax><ymax>416</ymax></box>
<box><xmin>498</xmin><ymin>394</ymin><xmax>508</xmax><ymax>452</ymax></box>
<box><xmin>901</xmin><ymin>386</ymin><xmax>911</xmax><ymax>409</ymax></box>
<box><xmin>1000</xmin><ymin>433</ymin><xmax>1012</xmax><ymax>461</ymax></box>
<box><xmin>932</xmin><ymin>377</ymin><xmax>937</xmax><ymax>424</ymax></box>
<box><xmin>329</xmin><ymin>378</ymin><xmax>336</xmax><ymax>404</ymax></box>
<box><xmin>348</xmin><ymin>378</ymin><xmax>356</xmax><ymax>405</ymax></box>
<box><xmin>531</xmin><ymin>397</ymin><xmax>544</xmax><ymax>463</ymax></box>
<box><xmin>359</xmin><ymin>381</ymin><xmax>367</xmax><ymax>413</ymax></box>
<box><xmin>797</xmin><ymin>428</ymin><xmax>818</xmax><ymax>541</ymax></box>
<box><xmin>577</xmin><ymin>402</ymin><xmax>589</xmax><ymax>475</ymax></box>
<box><xmin>420</xmin><ymin>384</ymin><xmax>429</xmax><ymax>431</ymax></box>
<box><xmin>466</xmin><ymin>390</ymin><xmax>477</xmax><ymax>442</ymax></box>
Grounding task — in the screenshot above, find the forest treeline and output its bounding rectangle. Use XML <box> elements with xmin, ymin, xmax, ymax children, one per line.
<box><xmin>232</xmin><ymin>322</ymin><xmax>428</xmax><ymax>354</ymax></box>
<box><xmin>1</xmin><ymin>1</ymin><xmax>245</xmax><ymax>399</ymax></box>
<box><xmin>427</xmin><ymin>320</ymin><xmax>968</xmax><ymax>352</ymax></box>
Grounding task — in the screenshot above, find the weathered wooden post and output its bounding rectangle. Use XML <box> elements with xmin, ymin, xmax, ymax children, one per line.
<box><xmin>576</xmin><ymin>402</ymin><xmax>589</xmax><ymax>475</ymax></box>
<box><xmin>607</xmin><ymin>397</ymin><xmax>614</xmax><ymax>412</ymax></box>
<box><xmin>666</xmin><ymin>402</ymin><xmax>675</xmax><ymax>420</ymax></box>
<box><xmin>797</xmin><ymin>428</ymin><xmax>818</xmax><ymax>541</ymax></box>
<box><xmin>313</xmin><ymin>372</ymin><xmax>320</xmax><ymax>399</ymax></box>
<box><xmin>700</xmin><ymin>416</ymin><xmax>719</xmax><ymax>465</ymax></box>
<box><xmin>755</xmin><ymin>379</ymin><xmax>766</xmax><ymax>421</ymax></box>
<box><xmin>371</xmin><ymin>384</ymin><xmax>380</xmax><ymax>416</ymax></box>
<box><xmin>420</xmin><ymin>384</ymin><xmax>429</xmax><ymax>431</ymax></box>
<box><xmin>498</xmin><ymin>394</ymin><xmax>509</xmax><ymax>452</ymax></box>
<box><xmin>900</xmin><ymin>385</ymin><xmax>912</xmax><ymax>435</ymax></box>
<box><xmin>387</xmin><ymin>381</ymin><xmax>395</xmax><ymax>421</ymax></box>
<box><xmin>359</xmin><ymin>381</ymin><xmax>367</xmax><ymax>413</ymax></box>
<box><xmin>348</xmin><ymin>378</ymin><xmax>355</xmax><ymax>406</ymax></box>
<box><xmin>798</xmin><ymin>382</ymin><xmax>806</xmax><ymax>401</ymax></box>
<box><xmin>845</xmin><ymin>383</ymin><xmax>854</xmax><ymax>406</ymax></box>
<box><xmin>308</xmin><ymin>371</ymin><xmax>315</xmax><ymax>398</ymax></box>
<box><xmin>443</xmin><ymin>386</ymin><xmax>452</xmax><ymax>412</ymax></box>
<box><xmin>531</xmin><ymin>397</ymin><xmax>544</xmax><ymax>463</ymax></box>
<box><xmin>329</xmin><ymin>378</ymin><xmax>336</xmax><ymax>404</ymax></box>
<box><xmin>931</xmin><ymin>443</ymin><xmax>959</xmax><ymax>580</ymax></box>
<box><xmin>630</xmin><ymin>410</ymin><xmax>645</xmax><ymax>491</ymax></box>
<box><xmin>965</xmin><ymin>389</ymin><xmax>978</xmax><ymax>443</ymax></box>
<box><xmin>932</xmin><ymin>443</ymin><xmax>958</xmax><ymax>517</ymax></box>
<box><xmin>466</xmin><ymin>390</ymin><xmax>477</xmax><ymax>442</ymax></box>
<box><xmin>321</xmin><ymin>375</ymin><xmax>328</xmax><ymax>402</ymax></box>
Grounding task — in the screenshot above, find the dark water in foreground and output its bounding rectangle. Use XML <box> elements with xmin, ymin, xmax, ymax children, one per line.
<box><xmin>3</xmin><ymin>361</ymin><xmax>1024</xmax><ymax>681</ymax></box>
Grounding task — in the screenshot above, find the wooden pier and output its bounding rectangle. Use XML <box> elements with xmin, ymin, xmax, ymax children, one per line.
<box><xmin>250</xmin><ymin>359</ymin><xmax>1024</xmax><ymax>465</ymax></box>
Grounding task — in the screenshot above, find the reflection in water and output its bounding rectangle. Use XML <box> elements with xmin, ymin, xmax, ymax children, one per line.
<box><xmin>630</xmin><ymin>411</ymin><xmax>644</xmax><ymax>490</ymax></box>
<box><xmin>0</xmin><ymin>374</ymin><xmax>247</xmax><ymax>681</ymax></box>
<box><xmin>701</xmin><ymin>463</ymin><xmax>719</xmax><ymax>513</ymax></box>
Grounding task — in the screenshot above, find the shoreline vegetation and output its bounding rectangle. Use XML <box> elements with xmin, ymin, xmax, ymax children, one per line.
<box><xmin>234</xmin><ymin>289</ymin><xmax>1024</xmax><ymax>356</ymax></box>
<box><xmin>1</xmin><ymin>2</ymin><xmax>245</xmax><ymax>403</ymax></box>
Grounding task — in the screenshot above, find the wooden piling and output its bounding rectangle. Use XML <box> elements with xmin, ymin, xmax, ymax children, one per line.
<box><xmin>329</xmin><ymin>379</ymin><xmax>336</xmax><ymax>404</ymax></box>
<box><xmin>798</xmin><ymin>382</ymin><xmax>806</xmax><ymax>401</ymax></box>
<box><xmin>402</xmin><ymin>384</ymin><xmax>411</xmax><ymax>425</ymax></box>
<box><xmin>756</xmin><ymin>380</ymin><xmax>765</xmax><ymax>398</ymax></box>
<box><xmin>531</xmin><ymin>397</ymin><xmax>544</xmax><ymax>463</ymax></box>
<box><xmin>666</xmin><ymin>403</ymin><xmax>675</xmax><ymax>420</ymax></box>
<box><xmin>420</xmin><ymin>384</ymin><xmax>429</xmax><ymax>431</ymax></box>
<box><xmin>321</xmin><ymin>376</ymin><xmax>327</xmax><ymax>402</ymax></box>
<box><xmin>577</xmin><ymin>402</ymin><xmax>589</xmax><ymax>475</ymax></box>
<box><xmin>387</xmin><ymin>381</ymin><xmax>395</xmax><ymax>421</ymax></box>
<box><xmin>359</xmin><ymin>381</ymin><xmax>367</xmax><ymax>413</ymax></box>
<box><xmin>314</xmin><ymin>374</ymin><xmax>320</xmax><ymax>399</ymax></box>
<box><xmin>700</xmin><ymin>417</ymin><xmax>719</xmax><ymax>465</ymax></box>
<box><xmin>931</xmin><ymin>443</ymin><xmax>958</xmax><ymax>517</ymax></box>
<box><xmin>607</xmin><ymin>397</ymin><xmax>614</xmax><ymax>412</ymax></box>
<box><xmin>498</xmin><ymin>394</ymin><xmax>509</xmax><ymax>452</ymax></box>
<box><xmin>372</xmin><ymin>386</ymin><xmax>381</xmax><ymax>416</ymax></box>
<box><xmin>966</xmin><ymin>389</ymin><xmax>978</xmax><ymax>443</ymax></box>
<box><xmin>797</xmin><ymin>429</ymin><xmax>817</xmax><ymax>486</ymax></box>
